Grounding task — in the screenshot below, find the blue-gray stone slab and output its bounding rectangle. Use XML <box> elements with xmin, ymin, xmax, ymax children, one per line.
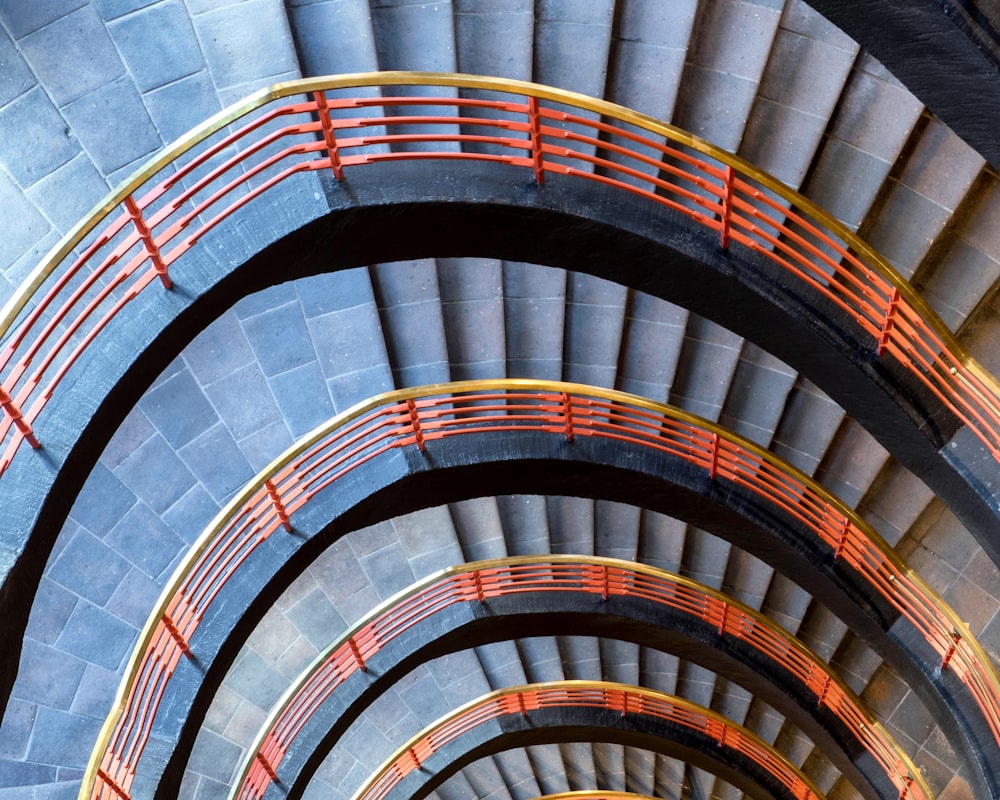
<box><xmin>289</xmin><ymin>0</ymin><xmax>378</xmax><ymax>76</ymax></box>
<box><xmin>0</xmin><ymin>0</ymin><xmax>88</xmax><ymax>39</ymax></box>
<box><xmin>19</xmin><ymin>5</ymin><xmax>125</xmax><ymax>106</ymax></box>
<box><xmin>0</xmin><ymin>33</ymin><xmax>35</xmax><ymax>106</ymax></box>
<box><xmin>108</xmin><ymin>0</ymin><xmax>203</xmax><ymax>92</ymax></box>
<box><xmin>11</xmin><ymin>640</ymin><xmax>85</xmax><ymax>711</ymax></box>
<box><xmin>48</xmin><ymin>528</ymin><xmax>132</xmax><ymax>606</ymax></box>
<box><xmin>106</xmin><ymin>502</ymin><xmax>185</xmax><ymax>579</ymax></box>
<box><xmin>114</xmin><ymin>433</ymin><xmax>197</xmax><ymax>514</ymax></box>
<box><xmin>0</xmin><ymin>86</ymin><xmax>78</xmax><ymax>186</ymax></box>
<box><xmin>183</xmin><ymin>311</ymin><xmax>254</xmax><ymax>386</ymax></box>
<box><xmin>242</xmin><ymin>300</ymin><xmax>316</xmax><ymax>377</ymax></box>
<box><xmin>178</xmin><ymin>424</ymin><xmax>255</xmax><ymax>503</ymax></box>
<box><xmin>144</xmin><ymin>71</ymin><xmax>222</xmax><ymax>144</ymax></box>
<box><xmin>26</xmin><ymin>154</ymin><xmax>109</xmax><ymax>236</ymax></box>
<box><xmin>139</xmin><ymin>368</ymin><xmax>219</xmax><ymax>449</ymax></box>
<box><xmin>68</xmin><ymin>463</ymin><xmax>136</xmax><ymax>536</ymax></box>
<box><xmin>61</xmin><ymin>76</ymin><xmax>161</xmax><ymax>176</ymax></box>
<box><xmin>268</xmin><ymin>360</ymin><xmax>334</xmax><ymax>437</ymax></box>
<box><xmin>55</xmin><ymin>601</ymin><xmax>135</xmax><ymax>670</ymax></box>
<box><xmin>203</xmin><ymin>362</ymin><xmax>283</xmax><ymax>440</ymax></box>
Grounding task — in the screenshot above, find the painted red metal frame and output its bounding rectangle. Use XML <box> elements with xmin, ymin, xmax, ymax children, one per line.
<box><xmin>87</xmin><ymin>382</ymin><xmax>992</xmax><ymax>800</ymax></box>
<box><xmin>355</xmin><ymin>683</ymin><xmax>824</xmax><ymax>800</ymax></box>
<box><xmin>233</xmin><ymin>558</ymin><xmax>924</xmax><ymax>800</ymax></box>
<box><xmin>3</xmin><ymin>78</ymin><xmax>1000</xmax><ymax>481</ymax></box>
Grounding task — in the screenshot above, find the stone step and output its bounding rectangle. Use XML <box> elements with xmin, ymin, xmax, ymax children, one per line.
<box><xmin>801</xmin><ymin>52</ymin><xmax>924</xmax><ymax>233</ymax></box>
<box><xmin>504</xmin><ymin>261</ymin><xmax>567</xmax><ymax>380</ymax></box>
<box><xmin>616</xmin><ymin>290</ymin><xmax>689</xmax><ymax>403</ymax></box>
<box><xmin>438</xmin><ymin>257</ymin><xmax>507</xmax><ymax>379</ymax></box>
<box><xmin>672</xmin><ymin>0</ymin><xmax>785</xmax><ymax>154</ymax></box>
<box><xmin>562</xmin><ymin>272</ymin><xmax>629</xmax><ymax>389</ymax></box>
<box><xmin>668</xmin><ymin>313</ymin><xmax>742</xmax><ymax>422</ymax></box>
<box><xmin>739</xmin><ymin>0</ymin><xmax>858</xmax><ymax>190</ymax></box>
<box><xmin>371</xmin><ymin>259</ymin><xmax>452</xmax><ymax>387</ymax></box>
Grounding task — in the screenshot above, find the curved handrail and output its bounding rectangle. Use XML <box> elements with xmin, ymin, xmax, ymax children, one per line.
<box><xmin>1</xmin><ymin>73</ymin><xmax>999</xmax><ymax>479</ymax></box>
<box><xmin>80</xmin><ymin>379</ymin><xmax>999</xmax><ymax>800</ymax></box>
<box><xmin>349</xmin><ymin>681</ymin><xmax>827</xmax><ymax>800</ymax></box>
<box><xmin>228</xmin><ymin>556</ymin><xmax>928</xmax><ymax>800</ymax></box>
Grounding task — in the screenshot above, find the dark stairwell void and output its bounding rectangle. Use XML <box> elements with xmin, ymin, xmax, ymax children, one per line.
<box><xmin>3</xmin><ymin>2</ymin><xmax>1000</xmax><ymax>799</ymax></box>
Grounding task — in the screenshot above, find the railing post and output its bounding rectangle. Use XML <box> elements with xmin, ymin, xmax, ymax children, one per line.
<box><xmin>708</xmin><ymin>433</ymin><xmax>720</xmax><ymax>480</ymax></box>
<box><xmin>124</xmin><ymin>194</ymin><xmax>172</xmax><ymax>289</ymax></box>
<box><xmin>0</xmin><ymin>382</ymin><xmax>40</xmax><ymax>449</ymax></box>
<box><xmin>473</xmin><ymin>569</ymin><xmax>486</xmax><ymax>603</ymax></box>
<box><xmin>561</xmin><ymin>392</ymin><xmax>574</xmax><ymax>442</ymax></box>
<box><xmin>833</xmin><ymin>515</ymin><xmax>850</xmax><ymax>561</ymax></box>
<box><xmin>97</xmin><ymin>768</ymin><xmax>131</xmax><ymax>800</ymax></box>
<box><xmin>877</xmin><ymin>287</ymin><xmax>901</xmax><ymax>357</ymax></box>
<box><xmin>264</xmin><ymin>479</ymin><xmax>293</xmax><ymax>532</ymax></box>
<box><xmin>162</xmin><ymin>614</ymin><xmax>193</xmax><ymax>659</ymax></box>
<box><xmin>941</xmin><ymin>630</ymin><xmax>962</xmax><ymax>671</ymax></box>
<box><xmin>716</xmin><ymin>600</ymin><xmax>728</xmax><ymax>636</ymax></box>
<box><xmin>348</xmin><ymin>636</ymin><xmax>367</xmax><ymax>672</ymax></box>
<box><xmin>256</xmin><ymin>751</ymin><xmax>279</xmax><ymax>783</ymax></box>
<box><xmin>313</xmin><ymin>90</ymin><xmax>345</xmax><ymax>181</ymax></box>
<box><xmin>406</xmin><ymin>397</ymin><xmax>426</xmax><ymax>451</ymax></box>
<box><xmin>720</xmin><ymin>165</ymin><xmax>735</xmax><ymax>249</ymax></box>
<box><xmin>527</xmin><ymin>95</ymin><xmax>545</xmax><ymax>185</ymax></box>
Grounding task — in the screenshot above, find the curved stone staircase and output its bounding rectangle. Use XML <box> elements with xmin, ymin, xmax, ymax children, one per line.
<box><xmin>2</xmin><ymin>2</ymin><xmax>1000</xmax><ymax>800</ymax></box>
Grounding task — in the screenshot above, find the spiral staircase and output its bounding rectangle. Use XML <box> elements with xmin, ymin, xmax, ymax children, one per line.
<box><xmin>2</xmin><ymin>2</ymin><xmax>1000</xmax><ymax>800</ymax></box>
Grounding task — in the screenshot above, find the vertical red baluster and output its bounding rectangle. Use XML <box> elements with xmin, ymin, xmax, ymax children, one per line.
<box><xmin>941</xmin><ymin>630</ymin><xmax>962</xmax><ymax>671</ymax></box>
<box><xmin>0</xmin><ymin>382</ymin><xmax>39</xmax><ymax>449</ymax></box>
<box><xmin>348</xmin><ymin>637</ymin><xmax>367</xmax><ymax>672</ymax></box>
<box><xmin>561</xmin><ymin>392</ymin><xmax>574</xmax><ymax>441</ymax></box>
<box><xmin>124</xmin><ymin>194</ymin><xmax>171</xmax><ymax>289</ymax></box>
<box><xmin>313</xmin><ymin>90</ymin><xmax>345</xmax><ymax>181</ymax></box>
<box><xmin>406</xmin><ymin>397</ymin><xmax>426</xmax><ymax>451</ymax></box>
<box><xmin>708</xmin><ymin>433</ymin><xmax>720</xmax><ymax>480</ymax></box>
<box><xmin>528</xmin><ymin>96</ymin><xmax>545</xmax><ymax>185</ymax></box>
<box><xmin>264</xmin><ymin>479</ymin><xmax>293</xmax><ymax>532</ymax></box>
<box><xmin>161</xmin><ymin>614</ymin><xmax>193</xmax><ymax>659</ymax></box>
<box><xmin>256</xmin><ymin>751</ymin><xmax>279</xmax><ymax>783</ymax></box>
<box><xmin>720</xmin><ymin>165</ymin><xmax>735</xmax><ymax>249</ymax></box>
<box><xmin>877</xmin><ymin>287</ymin><xmax>901</xmax><ymax>357</ymax></box>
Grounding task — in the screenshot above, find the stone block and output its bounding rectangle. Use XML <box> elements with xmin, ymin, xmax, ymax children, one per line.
<box><xmin>290</xmin><ymin>0</ymin><xmax>379</xmax><ymax>78</ymax></box>
<box><xmin>0</xmin><ymin>758</ymin><xmax>56</xmax><ymax>789</ymax></box>
<box><xmin>242</xmin><ymin>300</ymin><xmax>316</xmax><ymax>377</ymax></box>
<box><xmin>23</xmin><ymin>579</ymin><xmax>77</xmax><ymax>646</ymax></box>
<box><xmin>139</xmin><ymin>368</ymin><xmax>218</xmax><ymax>449</ymax></box>
<box><xmin>107</xmin><ymin>566</ymin><xmax>160</xmax><ymax>629</ymax></box>
<box><xmin>144</xmin><ymin>70</ymin><xmax>221</xmax><ymax>144</ymax></box>
<box><xmin>183</xmin><ymin>729</ymin><xmax>242</xmax><ymax>784</ymax></box>
<box><xmin>181</xmin><ymin>312</ymin><xmax>252</xmax><ymax>388</ymax></box>
<box><xmin>285</xmin><ymin>586</ymin><xmax>345</xmax><ymax>649</ymax></box>
<box><xmin>204</xmin><ymin>362</ymin><xmax>283</xmax><ymax>440</ymax></box>
<box><xmin>107</xmin><ymin>501</ymin><xmax>185</xmax><ymax>579</ymax></box>
<box><xmin>372</xmin><ymin>0</ymin><xmax>456</xmax><ymax>71</ymax></box>
<box><xmin>0</xmin><ymin>0</ymin><xmax>88</xmax><ymax>38</ymax></box>
<box><xmin>359</xmin><ymin>541</ymin><xmax>415</xmax><ymax>600</ymax></box>
<box><xmin>193</xmin><ymin>0</ymin><xmax>298</xmax><ymax>89</ymax></box>
<box><xmin>93</xmin><ymin>0</ymin><xmax>155</xmax><ymax>20</ymax></box>
<box><xmin>0</xmin><ymin>33</ymin><xmax>34</xmax><ymax>107</ymax></box>
<box><xmin>19</xmin><ymin>5</ymin><xmax>125</xmax><ymax>106</ymax></box>
<box><xmin>297</xmin><ymin>269</ymin><xmax>375</xmax><ymax>318</ymax></box>
<box><xmin>534</xmin><ymin>17</ymin><xmax>610</xmax><ymax>97</ymax></box>
<box><xmin>109</xmin><ymin>0</ymin><xmax>203</xmax><ymax>92</ymax></box>
<box><xmin>0</xmin><ymin>86</ymin><xmax>78</xmax><ymax>187</ymax></box>
<box><xmin>269</xmin><ymin>361</ymin><xmax>334</xmax><ymax>437</ymax></box>
<box><xmin>564</xmin><ymin>301</ymin><xmax>626</xmax><ymax>371</ymax></box>
<box><xmin>309</xmin><ymin>304</ymin><xmax>391</xmax><ymax>379</ymax></box>
<box><xmin>70</xmin><ymin>463</ymin><xmax>136</xmax><ymax>535</ymax></box>
<box><xmin>115</xmin><ymin>432</ymin><xmax>197</xmax><ymax>513</ymax></box>
<box><xmin>56</xmin><ymin>601</ymin><xmax>135</xmax><ymax>670</ymax></box>
<box><xmin>178</xmin><ymin>423</ymin><xmax>255</xmax><ymax>503</ymax></box>
<box><xmin>453</xmin><ymin>4</ymin><xmax>531</xmax><ymax>79</ymax></box>
<box><xmin>48</xmin><ymin>527</ymin><xmax>131</xmax><ymax>606</ymax></box>
<box><xmin>0</xmin><ymin>698</ymin><xmax>35</xmax><ymax>760</ymax></box>
<box><xmin>69</xmin><ymin>662</ymin><xmax>118</xmax><ymax>717</ymax></box>
<box><xmin>11</xmin><ymin>639</ymin><xmax>85</xmax><ymax>711</ymax></box>
<box><xmin>61</xmin><ymin>76</ymin><xmax>161</xmax><ymax>176</ymax></box>
<box><xmin>237</xmin><ymin>419</ymin><xmax>294</xmax><ymax>473</ymax></box>
<box><xmin>225</xmin><ymin>649</ymin><xmax>290</xmax><ymax>712</ymax></box>
<box><xmin>504</xmin><ymin>296</ymin><xmax>563</xmax><ymax>360</ymax></box>
<box><xmin>607</xmin><ymin>38</ymin><xmax>685</xmax><ymax>119</ymax></box>
<box><xmin>830</xmin><ymin>66</ymin><xmax>922</xmax><ymax>162</ymax></box>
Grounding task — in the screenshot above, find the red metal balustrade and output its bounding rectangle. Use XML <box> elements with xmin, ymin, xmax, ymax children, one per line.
<box><xmin>84</xmin><ymin>379</ymin><xmax>994</xmax><ymax>800</ymax></box>
<box><xmin>233</xmin><ymin>557</ymin><xmax>927</xmax><ymax>800</ymax></box>
<box><xmin>353</xmin><ymin>682</ymin><xmax>825</xmax><ymax>800</ymax></box>
<box><xmin>2</xmin><ymin>73</ymin><xmax>1000</xmax><ymax>480</ymax></box>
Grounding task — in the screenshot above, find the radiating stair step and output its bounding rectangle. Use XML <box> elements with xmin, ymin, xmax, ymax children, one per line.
<box><xmin>288</xmin><ymin>0</ymin><xmax>379</xmax><ymax>75</ymax></box>
<box><xmin>760</xmin><ymin>571</ymin><xmax>813</xmax><ymax>634</ymax></box>
<box><xmin>856</xmin><ymin>459</ymin><xmax>937</xmax><ymax>549</ymax></box>
<box><xmin>671</xmin><ymin>0</ymin><xmax>785</xmax><ymax>153</ymax></box>
<box><xmin>801</xmin><ymin>52</ymin><xmax>923</xmax><ymax>233</ymax></box>
<box><xmin>561</xmin><ymin>740</ymin><xmax>598</xmax><ymax>790</ymax></box>
<box><xmin>547</xmin><ymin>496</ymin><xmax>596</xmax><ymax>555</ymax></box>
<box><xmin>914</xmin><ymin>168</ymin><xmax>1000</xmax><ymax>333</ymax></box>
<box><xmin>301</xmin><ymin>268</ymin><xmax>395</xmax><ymax>411</ymax></box>
<box><xmin>437</xmin><ymin>257</ymin><xmax>507</xmax><ymax>380</ymax></box>
<box><xmin>615</xmin><ymin>290</ymin><xmax>689</xmax><ymax>403</ymax></box>
<box><xmin>667</xmin><ymin>313</ymin><xmax>743</xmax><ymax>422</ymax></box>
<box><xmin>451</xmin><ymin>496</ymin><xmax>509</xmax><ymax>561</ymax></box>
<box><xmin>493</xmin><ymin>748</ymin><xmax>544</xmax><ymax>800</ymax></box>
<box><xmin>594</xmin><ymin>500</ymin><xmax>641</xmax><ymax>562</ymax></box>
<box><xmin>721</xmin><ymin>547</ymin><xmax>773</xmax><ymax>612</ymax></box>
<box><xmin>454</xmin><ymin>0</ymin><xmax>533</xmax><ymax>79</ymax></box>
<box><xmin>814</xmin><ymin>417</ymin><xmax>891</xmax><ymax>509</ymax></box>
<box><xmin>679</xmin><ymin>527</ymin><xmax>730</xmax><ymax>591</ymax></box>
<box><xmin>794</xmin><ymin>601</ymin><xmax>848</xmax><ymax>663</ymax></box>
<box><xmin>528</xmin><ymin>744</ymin><xmax>573</xmax><ymax>795</ymax></box>
<box><xmin>637</xmin><ymin>511</ymin><xmax>687</xmax><ymax>575</ymax></box>
<box><xmin>768</xmin><ymin>376</ymin><xmax>845</xmax><ymax>477</ymax></box>
<box><xmin>717</xmin><ymin>340</ymin><xmax>798</xmax><ymax>447</ymax></box>
<box><xmin>862</xmin><ymin>114</ymin><xmax>985</xmax><ymax>283</ymax></box>
<box><xmin>497</xmin><ymin>495</ymin><xmax>552</xmax><ymax>555</ymax></box>
<box><xmin>739</xmin><ymin>0</ymin><xmax>858</xmax><ymax>190</ymax></box>
<box><xmin>504</xmin><ymin>261</ymin><xmax>568</xmax><ymax>380</ymax></box>
<box><xmin>562</xmin><ymin>272</ymin><xmax>629</xmax><ymax>389</ymax></box>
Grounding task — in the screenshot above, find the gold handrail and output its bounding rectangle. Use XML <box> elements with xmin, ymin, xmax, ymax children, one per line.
<box><xmin>228</xmin><ymin>555</ymin><xmax>929</xmax><ymax>800</ymax></box>
<box><xmin>350</xmin><ymin>681</ymin><xmax>827</xmax><ymax>800</ymax></box>
<box><xmin>80</xmin><ymin>379</ymin><xmax>995</xmax><ymax>800</ymax></box>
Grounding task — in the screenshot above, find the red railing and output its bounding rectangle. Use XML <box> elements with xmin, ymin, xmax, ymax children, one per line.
<box><xmin>82</xmin><ymin>380</ymin><xmax>996</xmax><ymax>800</ymax></box>
<box><xmin>232</xmin><ymin>557</ymin><xmax>927</xmax><ymax>800</ymax></box>
<box><xmin>3</xmin><ymin>73</ymin><xmax>1000</xmax><ymax>481</ymax></box>
<box><xmin>353</xmin><ymin>682</ymin><xmax>825</xmax><ymax>800</ymax></box>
